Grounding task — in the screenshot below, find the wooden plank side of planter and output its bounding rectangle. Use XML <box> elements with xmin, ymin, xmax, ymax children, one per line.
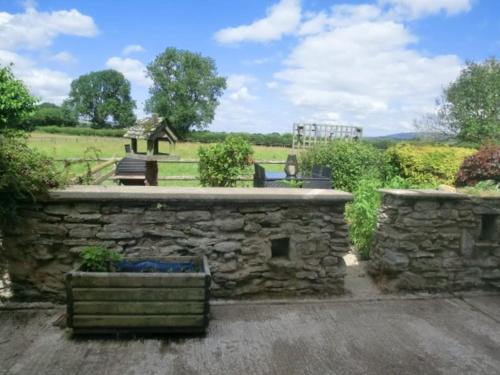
<box><xmin>70</xmin><ymin>273</ymin><xmax>206</xmax><ymax>288</ymax></box>
<box><xmin>72</xmin><ymin>315</ymin><xmax>205</xmax><ymax>328</ymax></box>
<box><xmin>73</xmin><ymin>301</ymin><xmax>205</xmax><ymax>315</ymax></box>
<box><xmin>72</xmin><ymin>287</ymin><xmax>205</xmax><ymax>301</ymax></box>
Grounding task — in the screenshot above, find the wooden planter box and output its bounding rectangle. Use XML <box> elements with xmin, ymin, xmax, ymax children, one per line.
<box><xmin>65</xmin><ymin>256</ymin><xmax>211</xmax><ymax>335</ymax></box>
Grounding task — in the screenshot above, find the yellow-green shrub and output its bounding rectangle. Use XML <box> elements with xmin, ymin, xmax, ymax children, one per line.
<box><xmin>385</xmin><ymin>144</ymin><xmax>475</xmax><ymax>186</ymax></box>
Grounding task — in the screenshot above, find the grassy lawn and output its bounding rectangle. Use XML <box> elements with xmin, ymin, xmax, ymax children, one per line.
<box><xmin>29</xmin><ymin>132</ymin><xmax>292</xmax><ymax>186</ymax></box>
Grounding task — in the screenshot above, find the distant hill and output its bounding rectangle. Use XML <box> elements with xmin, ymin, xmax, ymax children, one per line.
<box><xmin>367</xmin><ymin>132</ymin><xmax>421</xmax><ymax>140</ymax></box>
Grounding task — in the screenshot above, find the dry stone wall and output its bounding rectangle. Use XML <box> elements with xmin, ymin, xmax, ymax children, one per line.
<box><xmin>369</xmin><ymin>190</ymin><xmax>500</xmax><ymax>291</ymax></box>
<box><xmin>1</xmin><ymin>186</ymin><xmax>352</xmax><ymax>301</ymax></box>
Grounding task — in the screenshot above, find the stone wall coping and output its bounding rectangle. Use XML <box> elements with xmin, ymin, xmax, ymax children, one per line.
<box><xmin>378</xmin><ymin>189</ymin><xmax>469</xmax><ymax>199</ymax></box>
<box><xmin>45</xmin><ymin>185</ymin><xmax>353</xmax><ymax>204</ymax></box>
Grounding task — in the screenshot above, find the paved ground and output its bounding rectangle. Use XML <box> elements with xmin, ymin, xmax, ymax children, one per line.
<box><xmin>1</xmin><ymin>293</ymin><xmax>499</xmax><ymax>375</ymax></box>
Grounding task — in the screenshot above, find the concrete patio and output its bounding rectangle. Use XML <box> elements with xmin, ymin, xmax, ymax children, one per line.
<box><xmin>1</xmin><ymin>293</ymin><xmax>499</xmax><ymax>375</ymax></box>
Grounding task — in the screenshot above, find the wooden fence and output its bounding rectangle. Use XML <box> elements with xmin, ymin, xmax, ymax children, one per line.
<box><xmin>63</xmin><ymin>158</ymin><xmax>286</xmax><ymax>184</ymax></box>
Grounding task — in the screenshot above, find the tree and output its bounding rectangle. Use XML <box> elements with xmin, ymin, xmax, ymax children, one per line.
<box><xmin>418</xmin><ymin>58</ymin><xmax>499</xmax><ymax>144</ymax></box>
<box><xmin>0</xmin><ymin>66</ymin><xmax>36</xmax><ymax>130</ymax></box>
<box><xmin>23</xmin><ymin>102</ymin><xmax>78</xmax><ymax>128</ymax></box>
<box><xmin>65</xmin><ymin>70</ymin><xmax>136</xmax><ymax>128</ymax></box>
<box><xmin>145</xmin><ymin>47</ymin><xmax>226</xmax><ymax>138</ymax></box>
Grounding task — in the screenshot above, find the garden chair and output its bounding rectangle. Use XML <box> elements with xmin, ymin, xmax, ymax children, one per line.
<box><xmin>113</xmin><ymin>157</ymin><xmax>147</xmax><ymax>186</ymax></box>
<box><xmin>253</xmin><ymin>164</ymin><xmax>266</xmax><ymax>187</ymax></box>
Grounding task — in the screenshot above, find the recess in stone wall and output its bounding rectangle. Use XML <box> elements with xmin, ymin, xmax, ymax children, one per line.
<box><xmin>271</xmin><ymin>237</ymin><xmax>290</xmax><ymax>259</ymax></box>
<box><xmin>480</xmin><ymin>214</ymin><xmax>497</xmax><ymax>241</ymax></box>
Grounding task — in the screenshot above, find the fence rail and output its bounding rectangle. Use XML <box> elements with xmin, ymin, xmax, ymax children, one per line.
<box><xmin>65</xmin><ymin>157</ymin><xmax>285</xmax><ymax>184</ymax></box>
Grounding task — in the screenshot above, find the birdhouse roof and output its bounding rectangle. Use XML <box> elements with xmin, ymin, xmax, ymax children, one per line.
<box><xmin>124</xmin><ymin>115</ymin><xmax>178</xmax><ymax>143</ymax></box>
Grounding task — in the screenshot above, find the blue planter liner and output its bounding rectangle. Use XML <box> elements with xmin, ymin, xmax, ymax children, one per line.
<box><xmin>114</xmin><ymin>260</ymin><xmax>197</xmax><ymax>273</ymax></box>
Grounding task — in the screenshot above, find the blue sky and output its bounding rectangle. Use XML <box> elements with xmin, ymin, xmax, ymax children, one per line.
<box><xmin>0</xmin><ymin>0</ymin><xmax>498</xmax><ymax>136</ymax></box>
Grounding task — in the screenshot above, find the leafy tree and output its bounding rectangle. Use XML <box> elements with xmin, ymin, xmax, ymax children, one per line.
<box><xmin>65</xmin><ymin>70</ymin><xmax>136</xmax><ymax>128</ymax></box>
<box><xmin>0</xmin><ymin>66</ymin><xmax>36</xmax><ymax>130</ymax></box>
<box><xmin>23</xmin><ymin>102</ymin><xmax>78</xmax><ymax>128</ymax></box>
<box><xmin>145</xmin><ymin>47</ymin><xmax>226</xmax><ymax>138</ymax></box>
<box><xmin>417</xmin><ymin>58</ymin><xmax>500</xmax><ymax>143</ymax></box>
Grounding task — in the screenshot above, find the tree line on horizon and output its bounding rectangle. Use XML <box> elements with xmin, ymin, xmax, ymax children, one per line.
<box><xmin>1</xmin><ymin>52</ymin><xmax>498</xmax><ymax>144</ymax></box>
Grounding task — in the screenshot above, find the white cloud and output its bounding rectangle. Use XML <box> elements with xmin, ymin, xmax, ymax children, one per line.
<box><xmin>298</xmin><ymin>12</ymin><xmax>328</xmax><ymax>36</ymax></box>
<box><xmin>0</xmin><ymin>50</ymin><xmax>72</xmax><ymax>104</ymax></box>
<box><xmin>267</xmin><ymin>81</ymin><xmax>279</xmax><ymax>89</ymax></box>
<box><xmin>0</xmin><ymin>8</ymin><xmax>98</xmax><ymax>50</ymax></box>
<box><xmin>275</xmin><ymin>3</ymin><xmax>463</xmax><ymax>133</ymax></box>
<box><xmin>380</xmin><ymin>0</ymin><xmax>472</xmax><ymax>19</ymax></box>
<box><xmin>105</xmin><ymin>57</ymin><xmax>152</xmax><ymax>88</ymax></box>
<box><xmin>122</xmin><ymin>44</ymin><xmax>145</xmax><ymax>55</ymax></box>
<box><xmin>226</xmin><ymin>74</ymin><xmax>258</xmax><ymax>101</ymax></box>
<box><xmin>214</xmin><ymin>0</ymin><xmax>301</xmax><ymax>44</ymax></box>
<box><xmin>49</xmin><ymin>51</ymin><xmax>76</xmax><ymax>64</ymax></box>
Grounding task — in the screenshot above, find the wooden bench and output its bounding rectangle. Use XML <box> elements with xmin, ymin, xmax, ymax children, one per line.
<box><xmin>111</xmin><ymin>157</ymin><xmax>147</xmax><ymax>186</ymax></box>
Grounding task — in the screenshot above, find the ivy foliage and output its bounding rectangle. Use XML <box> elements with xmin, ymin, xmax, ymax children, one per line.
<box><xmin>198</xmin><ymin>136</ymin><xmax>253</xmax><ymax>187</ymax></box>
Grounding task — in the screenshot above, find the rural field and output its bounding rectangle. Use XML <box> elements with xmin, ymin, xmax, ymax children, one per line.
<box><xmin>28</xmin><ymin>132</ymin><xmax>292</xmax><ymax>186</ymax></box>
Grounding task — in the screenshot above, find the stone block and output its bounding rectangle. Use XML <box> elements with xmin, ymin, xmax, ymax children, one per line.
<box><xmin>176</xmin><ymin>210</ymin><xmax>211</xmax><ymax>222</ymax></box>
<box><xmin>214</xmin><ymin>241</ymin><xmax>240</xmax><ymax>253</ymax></box>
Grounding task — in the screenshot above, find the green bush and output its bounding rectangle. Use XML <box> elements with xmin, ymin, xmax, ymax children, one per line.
<box><xmin>385</xmin><ymin>144</ymin><xmax>476</xmax><ymax>186</ymax></box>
<box><xmin>345</xmin><ymin>176</ymin><xmax>419</xmax><ymax>260</ymax></box>
<box><xmin>0</xmin><ymin>131</ymin><xmax>64</xmax><ymax>225</ymax></box>
<box><xmin>35</xmin><ymin>126</ymin><xmax>126</xmax><ymax>137</ymax></box>
<box><xmin>80</xmin><ymin>246</ymin><xmax>123</xmax><ymax>272</ymax></box>
<box><xmin>198</xmin><ymin>136</ymin><xmax>253</xmax><ymax>187</ymax></box>
<box><xmin>455</xmin><ymin>145</ymin><xmax>500</xmax><ymax>187</ymax></box>
<box><xmin>300</xmin><ymin>140</ymin><xmax>386</xmax><ymax>192</ymax></box>
<box><xmin>345</xmin><ymin>178</ymin><xmax>382</xmax><ymax>260</ymax></box>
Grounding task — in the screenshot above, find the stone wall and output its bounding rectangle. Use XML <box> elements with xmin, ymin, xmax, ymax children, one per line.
<box><xmin>1</xmin><ymin>186</ymin><xmax>352</xmax><ymax>301</ymax></box>
<box><xmin>369</xmin><ymin>189</ymin><xmax>500</xmax><ymax>291</ymax></box>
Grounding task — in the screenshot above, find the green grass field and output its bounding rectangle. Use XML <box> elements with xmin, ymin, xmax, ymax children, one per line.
<box><xmin>28</xmin><ymin>132</ymin><xmax>292</xmax><ymax>187</ymax></box>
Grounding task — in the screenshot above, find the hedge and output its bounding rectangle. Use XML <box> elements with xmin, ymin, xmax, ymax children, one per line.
<box><xmin>385</xmin><ymin>144</ymin><xmax>476</xmax><ymax>186</ymax></box>
<box><xmin>35</xmin><ymin>126</ymin><xmax>126</xmax><ymax>137</ymax></box>
<box><xmin>300</xmin><ymin>140</ymin><xmax>387</xmax><ymax>192</ymax></box>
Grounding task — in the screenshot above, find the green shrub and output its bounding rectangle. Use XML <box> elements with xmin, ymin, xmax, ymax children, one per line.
<box><xmin>0</xmin><ymin>131</ymin><xmax>65</xmax><ymax>225</ymax></box>
<box><xmin>385</xmin><ymin>144</ymin><xmax>476</xmax><ymax>186</ymax></box>
<box><xmin>455</xmin><ymin>145</ymin><xmax>500</xmax><ymax>187</ymax></box>
<box><xmin>198</xmin><ymin>136</ymin><xmax>253</xmax><ymax>187</ymax></box>
<box><xmin>345</xmin><ymin>178</ymin><xmax>382</xmax><ymax>260</ymax></box>
<box><xmin>345</xmin><ymin>176</ymin><xmax>422</xmax><ymax>260</ymax></box>
<box><xmin>80</xmin><ymin>246</ymin><xmax>123</xmax><ymax>272</ymax></box>
<box><xmin>35</xmin><ymin>126</ymin><xmax>126</xmax><ymax>137</ymax></box>
<box><xmin>300</xmin><ymin>140</ymin><xmax>386</xmax><ymax>192</ymax></box>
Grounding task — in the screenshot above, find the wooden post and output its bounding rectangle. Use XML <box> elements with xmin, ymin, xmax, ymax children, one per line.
<box><xmin>145</xmin><ymin>160</ymin><xmax>158</xmax><ymax>186</ymax></box>
<box><xmin>147</xmin><ymin>139</ymin><xmax>154</xmax><ymax>156</ymax></box>
<box><xmin>131</xmin><ymin>138</ymin><xmax>138</xmax><ymax>153</ymax></box>
<box><xmin>154</xmin><ymin>139</ymin><xmax>159</xmax><ymax>154</ymax></box>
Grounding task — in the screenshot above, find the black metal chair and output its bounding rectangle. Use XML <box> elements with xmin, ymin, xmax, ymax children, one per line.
<box><xmin>303</xmin><ymin>165</ymin><xmax>332</xmax><ymax>189</ymax></box>
<box><xmin>253</xmin><ymin>164</ymin><xmax>266</xmax><ymax>187</ymax></box>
